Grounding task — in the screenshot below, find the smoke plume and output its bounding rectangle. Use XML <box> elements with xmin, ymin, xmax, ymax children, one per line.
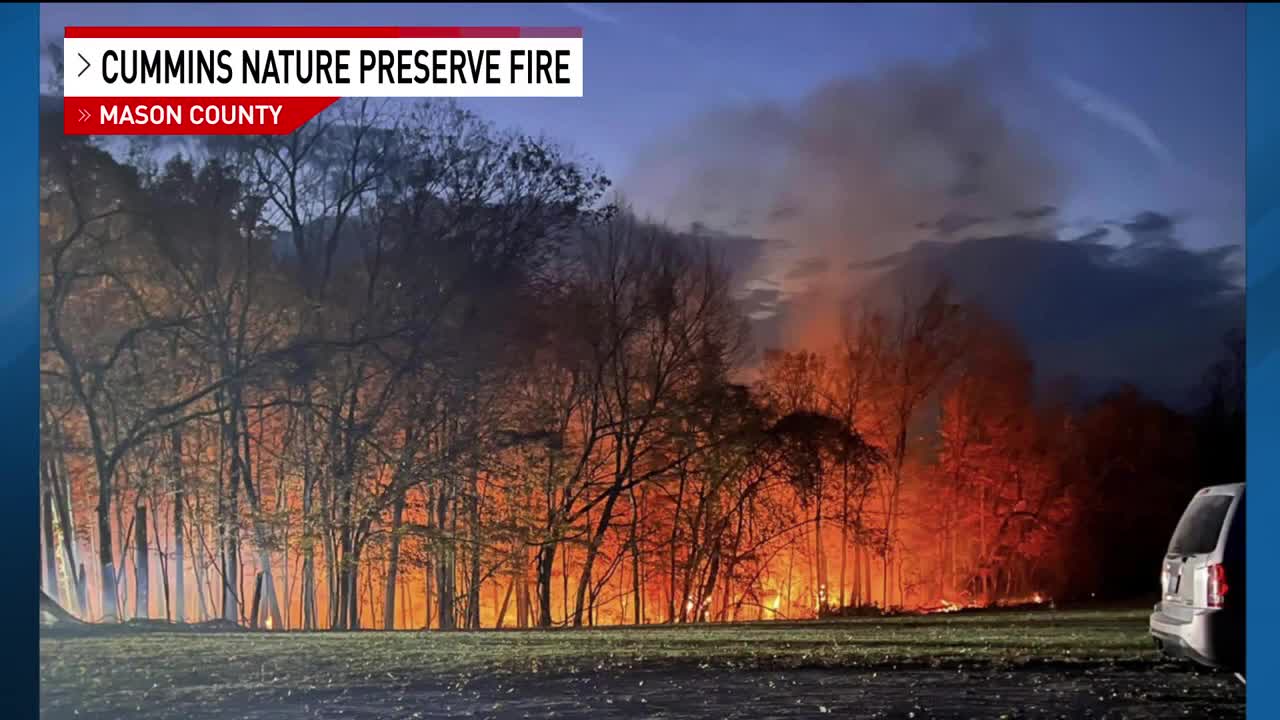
<box><xmin>623</xmin><ymin>31</ymin><xmax>1062</xmax><ymax>348</ymax></box>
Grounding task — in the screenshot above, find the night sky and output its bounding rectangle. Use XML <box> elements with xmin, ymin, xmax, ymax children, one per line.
<box><xmin>40</xmin><ymin>4</ymin><xmax>1245</xmax><ymax>242</ymax></box>
<box><xmin>38</xmin><ymin>4</ymin><xmax>1247</xmax><ymax>401</ymax></box>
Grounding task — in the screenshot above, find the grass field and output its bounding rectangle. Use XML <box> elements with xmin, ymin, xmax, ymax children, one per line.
<box><xmin>40</xmin><ymin>608</ymin><xmax>1245</xmax><ymax>719</ymax></box>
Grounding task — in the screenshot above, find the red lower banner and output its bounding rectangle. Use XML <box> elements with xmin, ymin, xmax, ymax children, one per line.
<box><xmin>63</xmin><ymin>97</ymin><xmax>340</xmax><ymax>135</ymax></box>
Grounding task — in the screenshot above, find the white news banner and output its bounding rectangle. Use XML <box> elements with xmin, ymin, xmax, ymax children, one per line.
<box><xmin>64</xmin><ymin>37</ymin><xmax>584</xmax><ymax>98</ymax></box>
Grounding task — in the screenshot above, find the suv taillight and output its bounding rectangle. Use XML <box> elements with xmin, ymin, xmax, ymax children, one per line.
<box><xmin>1207</xmin><ymin>563</ymin><xmax>1228</xmax><ymax>608</ymax></box>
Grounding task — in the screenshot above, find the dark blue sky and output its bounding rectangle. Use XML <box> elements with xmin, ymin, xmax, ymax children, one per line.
<box><xmin>41</xmin><ymin>4</ymin><xmax>1244</xmax><ymax>250</ymax></box>
<box><xmin>38</xmin><ymin>4</ymin><xmax>1246</xmax><ymax>398</ymax></box>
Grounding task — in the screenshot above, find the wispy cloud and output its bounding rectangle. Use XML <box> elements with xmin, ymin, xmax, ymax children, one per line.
<box><xmin>562</xmin><ymin>2</ymin><xmax>749</xmax><ymax>103</ymax></box>
<box><xmin>1057</xmin><ymin>75</ymin><xmax>1175</xmax><ymax>167</ymax></box>
<box><xmin>563</xmin><ymin>3</ymin><xmax>622</xmax><ymax>26</ymax></box>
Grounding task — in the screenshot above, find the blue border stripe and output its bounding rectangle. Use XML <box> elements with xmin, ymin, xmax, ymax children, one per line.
<box><xmin>0</xmin><ymin>4</ymin><xmax>38</xmax><ymax>719</ymax></box>
<box><xmin>1249</xmin><ymin>3</ymin><xmax>1278</xmax><ymax>709</ymax></box>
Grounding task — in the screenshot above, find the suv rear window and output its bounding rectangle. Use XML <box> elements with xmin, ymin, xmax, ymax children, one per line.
<box><xmin>1168</xmin><ymin>494</ymin><xmax>1234</xmax><ymax>556</ymax></box>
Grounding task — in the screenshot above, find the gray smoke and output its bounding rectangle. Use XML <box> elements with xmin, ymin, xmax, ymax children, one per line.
<box><xmin>618</xmin><ymin>21</ymin><xmax>1243</xmax><ymax>402</ymax></box>
<box><xmin>623</xmin><ymin>29</ymin><xmax>1062</xmax><ymax>346</ymax></box>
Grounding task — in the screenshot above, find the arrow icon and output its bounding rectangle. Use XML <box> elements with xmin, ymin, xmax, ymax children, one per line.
<box><xmin>77</xmin><ymin>108</ymin><xmax>90</xmax><ymax>123</ymax></box>
<box><xmin>77</xmin><ymin>53</ymin><xmax>90</xmax><ymax>78</ymax></box>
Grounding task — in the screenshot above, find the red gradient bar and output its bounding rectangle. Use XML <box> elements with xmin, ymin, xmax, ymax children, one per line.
<box><xmin>63</xmin><ymin>96</ymin><xmax>339</xmax><ymax>135</ymax></box>
<box><xmin>456</xmin><ymin>27</ymin><xmax>520</xmax><ymax>38</ymax></box>
<box><xmin>67</xmin><ymin>27</ymin><xmax>402</xmax><ymax>38</ymax></box>
<box><xmin>517</xmin><ymin>27</ymin><xmax>584</xmax><ymax>38</ymax></box>
<box><xmin>65</xmin><ymin>26</ymin><xmax>580</xmax><ymax>38</ymax></box>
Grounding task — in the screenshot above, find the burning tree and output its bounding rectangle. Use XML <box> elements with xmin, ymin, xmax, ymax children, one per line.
<box><xmin>38</xmin><ymin>96</ymin><xmax>1242</xmax><ymax>630</ymax></box>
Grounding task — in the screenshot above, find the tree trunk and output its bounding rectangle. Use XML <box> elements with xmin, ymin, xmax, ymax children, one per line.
<box><xmin>631</xmin><ymin>536</ymin><xmax>643</xmax><ymax>625</ymax></box>
<box><xmin>838</xmin><ymin>464</ymin><xmax>849</xmax><ymax>609</ymax></box>
<box><xmin>573</xmin><ymin>486</ymin><xmax>622</xmax><ymax>626</ymax></box>
<box><xmin>346</xmin><ymin>544</ymin><xmax>361</xmax><ymax>630</ymax></box>
<box><xmin>172</xmin><ymin>429</ymin><xmax>186</xmax><ymax>624</ymax></box>
<box><xmin>814</xmin><ymin>487</ymin><xmax>826</xmax><ymax>611</ymax></box>
<box><xmin>980</xmin><ymin>485</ymin><xmax>989</xmax><ymax>605</ymax></box>
<box><xmin>515</xmin><ymin>545</ymin><xmax>530</xmax><ymax>629</ymax></box>
<box><xmin>76</xmin><ymin>564</ymin><xmax>88</xmax><ymax>620</ymax></box>
<box><xmin>133</xmin><ymin>503</ymin><xmax>149</xmax><ymax>619</ymax></box>
<box><xmin>42</xmin><ymin>487</ymin><xmax>58</xmax><ymax>598</ymax></box>
<box><xmin>192</xmin><ymin>541</ymin><xmax>209</xmax><ymax>622</ymax></box>
<box><xmin>302</xmin><ymin>506</ymin><xmax>320</xmax><ymax>630</ymax></box>
<box><xmin>495</xmin><ymin>577</ymin><xmax>514</xmax><ymax>628</ymax></box>
<box><xmin>838</xmin><ymin>522</ymin><xmax>847</xmax><ymax>609</ymax></box>
<box><xmin>324</xmin><ymin>506</ymin><xmax>338</xmax><ymax>629</ymax></box>
<box><xmin>301</xmin><ymin>551</ymin><xmax>316</xmax><ymax>630</ymax></box>
<box><xmin>220</xmin><ymin>412</ymin><xmax>242</xmax><ymax>623</ymax></box>
<box><xmin>784</xmin><ymin>545</ymin><xmax>795</xmax><ymax>617</ymax></box>
<box><xmin>188</xmin><ymin>503</ymin><xmax>211</xmax><ymax>623</ymax></box>
<box><xmin>949</xmin><ymin>502</ymin><xmax>958</xmax><ymax>596</ymax></box>
<box><xmin>423</xmin><ymin>561</ymin><xmax>433</xmax><ymax>629</ymax></box>
<box><xmin>667</xmin><ymin>472</ymin><xmax>687</xmax><ymax>624</ymax></box>
<box><xmin>49</xmin><ymin>448</ymin><xmax>84</xmax><ymax>615</ymax></box>
<box><xmin>851</xmin><ymin>543</ymin><xmax>861</xmax><ymax>608</ymax></box>
<box><xmin>250</xmin><ymin>572</ymin><xmax>264</xmax><ymax>629</ymax></box>
<box><xmin>258</xmin><ymin>557</ymin><xmax>282</xmax><ymax>629</ymax></box>
<box><xmin>401</xmin><ymin>574</ymin><xmax>409</xmax><ymax>629</ymax></box>
<box><xmin>383</xmin><ymin>492</ymin><xmax>406</xmax><ymax>630</ymax></box>
<box><xmin>535</xmin><ymin>543</ymin><xmax>555</xmax><ymax>628</ymax></box>
<box><xmin>630</xmin><ymin>487</ymin><xmax>643</xmax><ymax>625</ymax></box>
<box><xmin>884</xmin><ymin>423</ymin><xmax>907</xmax><ymax>609</ymax></box>
<box><xmin>152</xmin><ymin>502</ymin><xmax>171</xmax><ymax>621</ymax></box>
<box><xmin>561</xmin><ymin>540</ymin><xmax>569</xmax><ymax>623</ymax></box>
<box><xmin>97</xmin><ymin>494</ymin><xmax>119</xmax><ymax>622</ymax></box>
<box><xmin>466</xmin><ymin>473</ymin><xmax>482</xmax><ymax>629</ymax></box>
<box><xmin>863</xmin><ymin>545</ymin><xmax>872</xmax><ymax>606</ymax></box>
<box><xmin>300</xmin><ymin>399</ymin><xmax>318</xmax><ymax>631</ymax></box>
<box><xmin>117</xmin><ymin>501</ymin><xmax>129</xmax><ymax>618</ymax></box>
<box><xmin>697</xmin><ymin>541</ymin><xmax>721</xmax><ymax>623</ymax></box>
<box><xmin>236</xmin><ymin>398</ymin><xmax>284</xmax><ymax>632</ymax></box>
<box><xmin>222</xmin><ymin>514</ymin><xmax>240</xmax><ymax>622</ymax></box>
<box><xmin>436</xmin><ymin>488</ymin><xmax>456</xmax><ymax>630</ymax></box>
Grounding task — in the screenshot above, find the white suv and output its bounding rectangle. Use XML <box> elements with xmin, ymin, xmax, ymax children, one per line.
<box><xmin>1149</xmin><ymin>483</ymin><xmax>1245</xmax><ymax>674</ymax></box>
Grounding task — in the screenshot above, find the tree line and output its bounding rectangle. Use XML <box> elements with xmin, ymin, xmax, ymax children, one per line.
<box><xmin>39</xmin><ymin>99</ymin><xmax>1245</xmax><ymax>630</ymax></box>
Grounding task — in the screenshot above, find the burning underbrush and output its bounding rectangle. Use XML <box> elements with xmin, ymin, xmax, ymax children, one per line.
<box><xmin>820</xmin><ymin>594</ymin><xmax>1054</xmax><ymax>619</ymax></box>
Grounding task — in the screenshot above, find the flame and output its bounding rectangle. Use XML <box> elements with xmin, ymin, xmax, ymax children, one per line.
<box><xmin>921</xmin><ymin>593</ymin><xmax>1052</xmax><ymax>615</ymax></box>
<box><xmin>264</xmin><ymin>616</ymin><xmax>273</xmax><ymax>630</ymax></box>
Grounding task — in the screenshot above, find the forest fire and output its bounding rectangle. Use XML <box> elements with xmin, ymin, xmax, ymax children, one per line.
<box><xmin>37</xmin><ymin>90</ymin><xmax>1244</xmax><ymax>634</ymax></box>
<box><xmin>918</xmin><ymin>593</ymin><xmax>1053</xmax><ymax>616</ymax></box>
<box><xmin>28</xmin><ymin>4</ymin><xmax>1253</xmax><ymax>720</ymax></box>
<box><xmin>931</xmin><ymin>600</ymin><xmax>964</xmax><ymax>614</ymax></box>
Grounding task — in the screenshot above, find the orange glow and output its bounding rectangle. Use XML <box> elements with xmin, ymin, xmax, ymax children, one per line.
<box><xmin>44</xmin><ymin>339</ymin><xmax>1076</xmax><ymax>629</ymax></box>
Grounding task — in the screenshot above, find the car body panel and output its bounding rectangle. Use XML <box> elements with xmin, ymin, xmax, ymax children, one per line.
<box><xmin>1149</xmin><ymin>483</ymin><xmax>1245</xmax><ymax>671</ymax></box>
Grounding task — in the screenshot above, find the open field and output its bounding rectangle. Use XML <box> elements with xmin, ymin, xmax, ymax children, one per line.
<box><xmin>40</xmin><ymin>608</ymin><xmax>1244</xmax><ymax>719</ymax></box>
